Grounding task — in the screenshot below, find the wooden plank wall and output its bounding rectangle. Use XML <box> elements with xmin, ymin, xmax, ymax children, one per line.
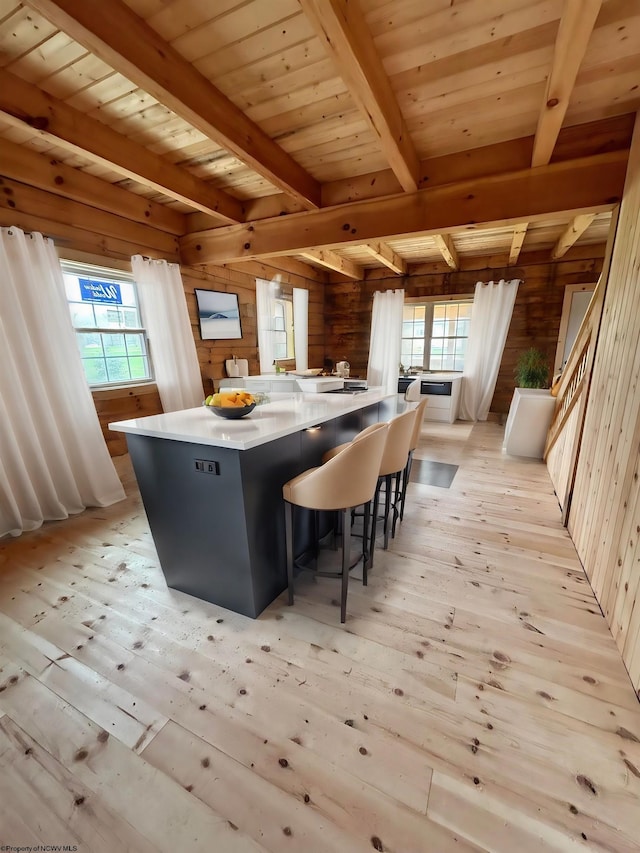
<box><xmin>325</xmin><ymin>248</ymin><xmax>604</xmax><ymax>415</ymax></box>
<box><xmin>568</xmin><ymin>113</ymin><xmax>640</xmax><ymax>695</ymax></box>
<box><xmin>98</xmin><ymin>258</ymin><xmax>326</xmax><ymax>455</ymax></box>
<box><xmin>0</xmin><ymin>178</ymin><xmax>181</xmax><ymax>264</ymax></box>
<box><xmin>1</xmin><ymin>201</ymin><xmax>325</xmax><ymax>455</ymax></box>
<box><xmin>82</xmin><ymin>257</ymin><xmax>326</xmax><ymax>455</ymax></box>
<box><xmin>186</xmin><ymin>260</ymin><xmax>327</xmax><ymax>397</ymax></box>
<box><xmin>93</xmin><ymin>384</ymin><xmax>163</xmax><ymax>458</ymax></box>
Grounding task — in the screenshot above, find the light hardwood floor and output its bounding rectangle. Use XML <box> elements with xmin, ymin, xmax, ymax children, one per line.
<box><xmin>1</xmin><ymin>422</ymin><xmax>639</xmax><ymax>852</ymax></box>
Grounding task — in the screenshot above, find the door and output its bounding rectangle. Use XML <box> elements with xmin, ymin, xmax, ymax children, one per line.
<box><xmin>554</xmin><ymin>284</ymin><xmax>595</xmax><ymax>374</ymax></box>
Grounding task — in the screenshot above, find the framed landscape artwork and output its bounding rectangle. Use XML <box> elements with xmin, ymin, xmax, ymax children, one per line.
<box><xmin>195</xmin><ymin>289</ymin><xmax>242</xmax><ymax>340</ymax></box>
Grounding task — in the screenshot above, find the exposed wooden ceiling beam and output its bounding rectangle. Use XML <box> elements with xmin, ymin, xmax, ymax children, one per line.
<box><xmin>27</xmin><ymin>0</ymin><xmax>321</xmax><ymax>209</ymax></box>
<box><xmin>299</xmin><ymin>0</ymin><xmax>420</xmax><ymax>193</ymax></box>
<box><xmin>551</xmin><ymin>214</ymin><xmax>597</xmax><ymax>260</ymax></box>
<box><xmin>0</xmin><ymin>68</ymin><xmax>242</xmax><ymax>223</ymax></box>
<box><xmin>361</xmin><ymin>242</ymin><xmax>406</xmax><ymax>275</ymax></box>
<box><xmin>531</xmin><ymin>0</ymin><xmax>603</xmax><ymax>167</ymax></box>
<box><xmin>432</xmin><ymin>234</ymin><xmax>458</xmax><ymax>270</ymax></box>
<box><xmin>508</xmin><ymin>223</ymin><xmax>528</xmax><ymax>265</ymax></box>
<box><xmin>237</xmin><ymin>115</ymin><xmax>635</xmax><ymax>222</ymax></box>
<box><xmin>180</xmin><ymin>152</ymin><xmax>625</xmax><ymax>266</ymax></box>
<box><xmin>298</xmin><ymin>249</ymin><xmax>364</xmax><ymax>280</ymax></box>
<box><xmin>0</xmin><ymin>136</ymin><xmax>185</xmax><ymax>235</ymax></box>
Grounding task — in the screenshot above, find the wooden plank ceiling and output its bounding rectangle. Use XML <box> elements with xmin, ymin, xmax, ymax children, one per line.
<box><xmin>0</xmin><ymin>0</ymin><xmax>638</xmax><ymax>276</ymax></box>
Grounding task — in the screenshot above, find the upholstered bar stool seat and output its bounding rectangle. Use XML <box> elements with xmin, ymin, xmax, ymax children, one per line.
<box><xmin>282</xmin><ymin>423</ymin><xmax>388</xmax><ymax>623</ymax></box>
<box><xmin>394</xmin><ymin>396</ymin><xmax>429</xmax><ymax>535</ymax></box>
<box><xmin>321</xmin><ymin>421</ymin><xmax>385</xmax><ymax>465</ymax></box>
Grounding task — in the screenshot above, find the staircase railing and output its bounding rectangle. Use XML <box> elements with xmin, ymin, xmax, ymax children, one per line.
<box><xmin>544</xmin><ymin>294</ymin><xmax>597</xmax><ymax>459</ymax></box>
<box><xmin>544</xmin><ymin>206</ymin><xmax>619</xmax><ymax>521</ymax></box>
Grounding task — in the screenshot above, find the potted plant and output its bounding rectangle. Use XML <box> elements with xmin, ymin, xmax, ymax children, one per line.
<box><xmin>514</xmin><ymin>348</ymin><xmax>549</xmax><ymax>388</ymax></box>
<box><xmin>503</xmin><ymin>348</ymin><xmax>555</xmax><ymax>458</ymax></box>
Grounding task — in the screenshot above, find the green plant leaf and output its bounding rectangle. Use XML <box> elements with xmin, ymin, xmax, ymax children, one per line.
<box><xmin>515</xmin><ymin>348</ymin><xmax>549</xmax><ymax>388</ymax></box>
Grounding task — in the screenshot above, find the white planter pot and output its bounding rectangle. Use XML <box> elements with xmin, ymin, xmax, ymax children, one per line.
<box><xmin>503</xmin><ymin>388</ymin><xmax>556</xmax><ymax>458</ymax></box>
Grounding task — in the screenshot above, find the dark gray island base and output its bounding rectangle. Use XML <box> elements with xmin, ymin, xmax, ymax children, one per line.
<box><xmin>120</xmin><ymin>397</ymin><xmax>392</xmax><ymax>618</ymax></box>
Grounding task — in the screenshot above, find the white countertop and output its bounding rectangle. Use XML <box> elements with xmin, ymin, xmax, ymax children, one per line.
<box><xmin>109</xmin><ymin>388</ymin><xmax>393</xmax><ymax>450</ymax></box>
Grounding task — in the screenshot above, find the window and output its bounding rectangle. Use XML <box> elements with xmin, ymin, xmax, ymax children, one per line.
<box><xmin>62</xmin><ymin>260</ymin><xmax>153</xmax><ymax>388</ymax></box>
<box><xmin>401</xmin><ymin>299</ymin><xmax>471</xmax><ymax>372</ymax></box>
<box><xmin>402</xmin><ymin>304</ymin><xmax>426</xmax><ymax>368</ymax></box>
<box><xmin>273</xmin><ymin>296</ymin><xmax>294</xmax><ymax>360</ymax></box>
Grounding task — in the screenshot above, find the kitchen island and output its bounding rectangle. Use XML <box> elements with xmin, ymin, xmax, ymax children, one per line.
<box><xmin>110</xmin><ymin>389</ymin><xmax>395</xmax><ymax>618</ymax></box>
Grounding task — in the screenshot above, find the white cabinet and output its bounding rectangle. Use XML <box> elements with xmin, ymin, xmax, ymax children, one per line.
<box><xmin>503</xmin><ymin>388</ymin><xmax>556</xmax><ymax>458</ymax></box>
<box><xmin>423</xmin><ymin>377</ymin><xmax>462</xmax><ymax>423</ymax></box>
<box><xmin>398</xmin><ymin>374</ymin><xmax>462</xmax><ymax>423</ymax></box>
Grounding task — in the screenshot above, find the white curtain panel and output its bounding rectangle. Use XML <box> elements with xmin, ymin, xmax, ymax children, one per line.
<box><xmin>256</xmin><ymin>276</ymin><xmax>279</xmax><ymax>373</ymax></box>
<box><xmin>459</xmin><ymin>278</ymin><xmax>520</xmax><ymax>422</ymax></box>
<box><xmin>367</xmin><ymin>288</ymin><xmax>405</xmax><ymax>395</ymax></box>
<box><xmin>0</xmin><ymin>227</ymin><xmax>125</xmax><ymax>538</ymax></box>
<box><xmin>293</xmin><ymin>287</ymin><xmax>309</xmax><ymax>371</ymax></box>
<box><xmin>131</xmin><ymin>255</ymin><xmax>203</xmax><ymax>412</ymax></box>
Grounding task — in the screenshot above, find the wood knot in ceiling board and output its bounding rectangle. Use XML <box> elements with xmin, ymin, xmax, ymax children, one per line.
<box><xmin>547</xmin><ymin>98</ymin><xmax>560</xmax><ymax>108</ymax></box>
